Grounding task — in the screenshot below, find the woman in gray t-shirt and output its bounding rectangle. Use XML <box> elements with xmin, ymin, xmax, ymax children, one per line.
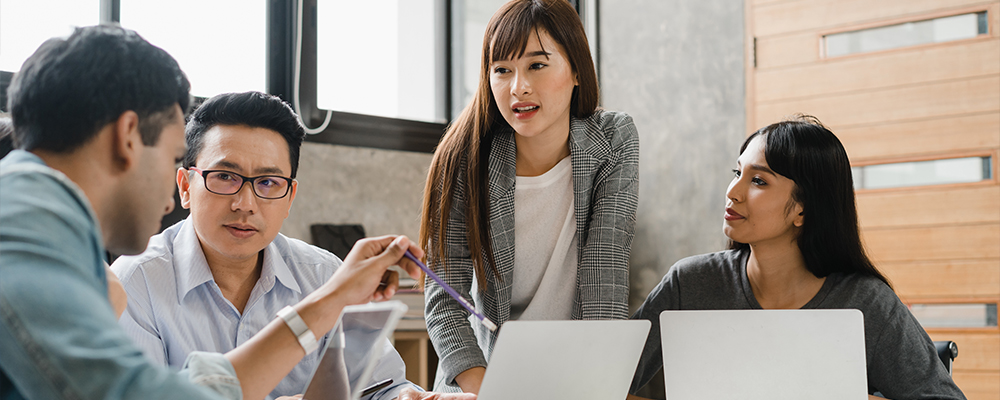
<box><xmin>630</xmin><ymin>116</ymin><xmax>965</xmax><ymax>400</ymax></box>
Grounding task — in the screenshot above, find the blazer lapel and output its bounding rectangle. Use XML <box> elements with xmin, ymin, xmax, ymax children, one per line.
<box><xmin>568</xmin><ymin>115</ymin><xmax>603</xmax><ymax>319</ymax></box>
<box><xmin>486</xmin><ymin>127</ymin><xmax>517</xmax><ymax>325</ymax></box>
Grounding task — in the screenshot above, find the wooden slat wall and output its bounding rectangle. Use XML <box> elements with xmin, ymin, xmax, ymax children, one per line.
<box><xmin>748</xmin><ymin>0</ymin><xmax>1000</xmax><ymax>398</ymax></box>
<box><xmin>755</xmin><ymin>75</ymin><xmax>1000</xmax><ymax>128</ymax></box>
<box><xmin>857</xmin><ymin>186</ymin><xmax>1000</xmax><ymax>228</ymax></box>
<box><xmin>754</xmin><ymin>0</ymin><xmax>994</xmax><ymax>37</ymax></box>
<box><xmin>756</xmin><ymin>38</ymin><xmax>1000</xmax><ymax>103</ymax></box>
<box><xmin>837</xmin><ymin>113</ymin><xmax>1000</xmax><ymax>162</ymax></box>
<box><xmin>881</xmin><ymin>260</ymin><xmax>1000</xmax><ymax>299</ymax></box>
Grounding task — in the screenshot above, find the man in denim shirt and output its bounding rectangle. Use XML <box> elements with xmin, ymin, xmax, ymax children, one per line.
<box><xmin>0</xmin><ymin>25</ymin><xmax>426</xmax><ymax>400</ymax></box>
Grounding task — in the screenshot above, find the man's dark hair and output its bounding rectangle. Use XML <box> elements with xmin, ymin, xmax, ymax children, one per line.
<box><xmin>183</xmin><ymin>91</ymin><xmax>306</xmax><ymax>178</ymax></box>
<box><xmin>7</xmin><ymin>25</ymin><xmax>191</xmax><ymax>152</ymax></box>
<box><xmin>0</xmin><ymin>117</ymin><xmax>14</xmax><ymax>158</ymax></box>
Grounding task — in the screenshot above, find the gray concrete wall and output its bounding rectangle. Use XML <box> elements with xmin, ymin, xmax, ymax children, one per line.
<box><xmin>280</xmin><ymin>142</ymin><xmax>432</xmax><ymax>250</ymax></box>
<box><xmin>599</xmin><ymin>0</ymin><xmax>748</xmax><ymax>309</ymax></box>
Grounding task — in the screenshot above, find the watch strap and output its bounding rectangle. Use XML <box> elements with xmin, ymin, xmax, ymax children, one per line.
<box><xmin>277</xmin><ymin>305</ymin><xmax>319</xmax><ymax>354</ymax></box>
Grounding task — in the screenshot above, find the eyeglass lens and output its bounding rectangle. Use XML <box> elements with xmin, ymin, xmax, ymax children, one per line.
<box><xmin>205</xmin><ymin>171</ymin><xmax>289</xmax><ymax>199</ymax></box>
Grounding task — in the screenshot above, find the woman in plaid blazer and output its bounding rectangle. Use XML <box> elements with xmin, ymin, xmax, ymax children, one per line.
<box><xmin>419</xmin><ymin>0</ymin><xmax>639</xmax><ymax>393</ymax></box>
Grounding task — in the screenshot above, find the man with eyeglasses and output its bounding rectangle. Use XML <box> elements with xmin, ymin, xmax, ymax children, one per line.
<box><xmin>2</xmin><ymin>27</ymin><xmax>428</xmax><ymax>400</ymax></box>
<box><xmin>110</xmin><ymin>92</ymin><xmax>466</xmax><ymax>400</ymax></box>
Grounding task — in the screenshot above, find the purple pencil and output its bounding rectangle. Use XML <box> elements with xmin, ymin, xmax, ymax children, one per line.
<box><xmin>403</xmin><ymin>250</ymin><xmax>498</xmax><ymax>331</ymax></box>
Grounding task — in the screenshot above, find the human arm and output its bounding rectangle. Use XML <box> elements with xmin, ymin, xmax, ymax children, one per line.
<box><xmin>0</xmin><ymin>172</ymin><xmax>225</xmax><ymax>399</ymax></box>
<box><xmin>454</xmin><ymin>367</ymin><xmax>486</xmax><ymax>393</ymax></box>
<box><xmin>423</xmin><ymin>161</ymin><xmax>490</xmax><ymax>393</ymax></box>
<box><xmin>865</xmin><ymin>297</ymin><xmax>965</xmax><ymax>400</ymax></box>
<box><xmin>628</xmin><ymin>266</ymin><xmax>681</xmax><ymax>395</ymax></box>
<box><xmin>576</xmin><ymin>112</ymin><xmax>639</xmax><ymax>320</ymax></box>
<box><xmin>225</xmin><ymin>235</ymin><xmax>424</xmax><ymax>400</ymax></box>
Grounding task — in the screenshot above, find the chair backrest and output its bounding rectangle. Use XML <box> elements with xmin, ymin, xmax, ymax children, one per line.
<box><xmin>933</xmin><ymin>340</ymin><xmax>959</xmax><ymax>375</ymax></box>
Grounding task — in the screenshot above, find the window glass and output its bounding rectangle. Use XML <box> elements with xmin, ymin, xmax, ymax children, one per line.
<box><xmin>910</xmin><ymin>303</ymin><xmax>998</xmax><ymax>328</ymax></box>
<box><xmin>119</xmin><ymin>0</ymin><xmax>267</xmax><ymax>98</ymax></box>
<box><xmin>825</xmin><ymin>12</ymin><xmax>987</xmax><ymax>57</ymax></box>
<box><xmin>451</xmin><ymin>0</ymin><xmax>508</xmax><ymax>117</ymax></box>
<box><xmin>0</xmin><ymin>0</ymin><xmax>100</xmax><ymax>72</ymax></box>
<box><xmin>852</xmin><ymin>156</ymin><xmax>992</xmax><ymax>190</ymax></box>
<box><xmin>316</xmin><ymin>0</ymin><xmax>445</xmax><ymax>123</ymax></box>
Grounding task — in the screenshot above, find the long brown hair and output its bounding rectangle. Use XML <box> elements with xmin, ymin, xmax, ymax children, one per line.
<box><xmin>420</xmin><ymin>0</ymin><xmax>599</xmax><ymax>288</ymax></box>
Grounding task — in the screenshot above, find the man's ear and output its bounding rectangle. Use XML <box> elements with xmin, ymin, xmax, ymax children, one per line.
<box><xmin>176</xmin><ymin>167</ymin><xmax>193</xmax><ymax>209</ymax></box>
<box><xmin>111</xmin><ymin>111</ymin><xmax>142</xmax><ymax>173</ymax></box>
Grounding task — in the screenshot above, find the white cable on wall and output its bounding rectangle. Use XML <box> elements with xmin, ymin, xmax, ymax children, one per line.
<box><xmin>294</xmin><ymin>0</ymin><xmax>332</xmax><ymax>134</ymax></box>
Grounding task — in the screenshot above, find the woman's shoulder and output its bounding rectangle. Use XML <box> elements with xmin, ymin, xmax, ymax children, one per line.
<box><xmin>670</xmin><ymin>250</ymin><xmax>743</xmax><ymax>277</ymax></box>
<box><xmin>586</xmin><ymin>109</ymin><xmax>635</xmax><ymax>128</ymax></box>
<box><xmin>574</xmin><ymin>109</ymin><xmax>638</xmax><ymax>152</ymax></box>
<box><xmin>822</xmin><ymin>272</ymin><xmax>901</xmax><ymax>316</ymax></box>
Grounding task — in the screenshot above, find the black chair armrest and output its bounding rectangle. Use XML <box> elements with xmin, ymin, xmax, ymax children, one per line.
<box><xmin>933</xmin><ymin>340</ymin><xmax>958</xmax><ymax>374</ymax></box>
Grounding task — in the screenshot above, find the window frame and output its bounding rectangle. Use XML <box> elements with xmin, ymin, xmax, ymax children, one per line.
<box><xmin>1</xmin><ymin>0</ymin><xmax>591</xmax><ymax>154</ymax></box>
<box><xmin>852</xmin><ymin>150</ymin><xmax>998</xmax><ymax>194</ymax></box>
<box><xmin>818</xmin><ymin>5</ymin><xmax>995</xmax><ymax>60</ymax></box>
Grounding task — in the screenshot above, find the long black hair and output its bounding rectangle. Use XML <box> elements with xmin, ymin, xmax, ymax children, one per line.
<box><xmin>729</xmin><ymin>115</ymin><xmax>891</xmax><ymax>288</ymax></box>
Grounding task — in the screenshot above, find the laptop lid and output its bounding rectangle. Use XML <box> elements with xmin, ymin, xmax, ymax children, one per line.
<box><xmin>303</xmin><ymin>301</ymin><xmax>407</xmax><ymax>400</ymax></box>
<box><xmin>659</xmin><ymin>309</ymin><xmax>868</xmax><ymax>400</ymax></box>
<box><xmin>478</xmin><ymin>320</ymin><xmax>650</xmax><ymax>400</ymax></box>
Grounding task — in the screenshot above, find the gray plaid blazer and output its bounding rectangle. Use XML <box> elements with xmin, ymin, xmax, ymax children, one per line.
<box><xmin>425</xmin><ymin>109</ymin><xmax>639</xmax><ymax>392</ymax></box>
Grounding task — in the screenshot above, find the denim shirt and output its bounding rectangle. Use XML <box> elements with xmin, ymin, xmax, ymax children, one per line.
<box><xmin>0</xmin><ymin>150</ymin><xmax>241</xmax><ymax>400</ymax></box>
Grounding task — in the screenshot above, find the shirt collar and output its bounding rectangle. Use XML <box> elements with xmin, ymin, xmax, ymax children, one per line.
<box><xmin>173</xmin><ymin>220</ymin><xmax>217</xmax><ymax>304</ymax></box>
<box><xmin>172</xmin><ymin>219</ymin><xmax>302</xmax><ymax>303</ymax></box>
<box><xmin>262</xmin><ymin>240</ymin><xmax>302</xmax><ymax>295</ymax></box>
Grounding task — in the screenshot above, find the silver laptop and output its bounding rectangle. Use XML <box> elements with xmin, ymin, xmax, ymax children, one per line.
<box><xmin>303</xmin><ymin>301</ymin><xmax>408</xmax><ymax>400</ymax></box>
<box><xmin>659</xmin><ymin>309</ymin><xmax>868</xmax><ymax>400</ymax></box>
<box><xmin>478</xmin><ymin>320</ymin><xmax>650</xmax><ymax>400</ymax></box>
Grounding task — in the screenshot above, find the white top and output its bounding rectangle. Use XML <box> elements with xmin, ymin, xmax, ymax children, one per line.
<box><xmin>511</xmin><ymin>156</ymin><xmax>578</xmax><ymax>320</ymax></box>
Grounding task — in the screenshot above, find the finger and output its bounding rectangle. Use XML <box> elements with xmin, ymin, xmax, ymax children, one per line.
<box><xmin>345</xmin><ymin>235</ymin><xmax>397</xmax><ymax>262</ymax></box>
<box><xmin>373</xmin><ymin>270</ymin><xmax>399</xmax><ymax>301</ymax></box>
<box><xmin>368</xmin><ymin>235</ymin><xmax>411</xmax><ymax>268</ymax></box>
<box><xmin>382</xmin><ymin>270</ymin><xmax>399</xmax><ymax>298</ymax></box>
<box><xmin>397</xmin><ymin>257</ymin><xmax>424</xmax><ymax>281</ymax></box>
<box><xmin>405</xmin><ymin>240</ymin><xmax>424</xmax><ymax>259</ymax></box>
<box><xmin>398</xmin><ymin>387</ymin><xmax>423</xmax><ymax>400</ymax></box>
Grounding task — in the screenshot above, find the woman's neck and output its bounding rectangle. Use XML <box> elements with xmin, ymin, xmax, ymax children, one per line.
<box><xmin>746</xmin><ymin>240</ymin><xmax>825</xmax><ymax>309</ymax></box>
<box><xmin>514</xmin><ymin>128</ymin><xmax>571</xmax><ymax>177</ymax></box>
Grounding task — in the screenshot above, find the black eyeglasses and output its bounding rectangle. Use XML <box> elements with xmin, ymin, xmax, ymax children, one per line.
<box><xmin>188</xmin><ymin>167</ymin><xmax>293</xmax><ymax>200</ymax></box>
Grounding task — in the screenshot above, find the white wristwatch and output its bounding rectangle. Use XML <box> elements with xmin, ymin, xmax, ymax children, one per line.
<box><xmin>277</xmin><ymin>305</ymin><xmax>319</xmax><ymax>355</ymax></box>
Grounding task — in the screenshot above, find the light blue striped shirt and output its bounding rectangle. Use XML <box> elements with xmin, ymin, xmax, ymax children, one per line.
<box><xmin>111</xmin><ymin>219</ymin><xmax>415</xmax><ymax>400</ymax></box>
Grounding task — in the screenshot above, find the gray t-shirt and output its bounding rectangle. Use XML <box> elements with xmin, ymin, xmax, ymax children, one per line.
<box><xmin>630</xmin><ymin>250</ymin><xmax>966</xmax><ymax>400</ymax></box>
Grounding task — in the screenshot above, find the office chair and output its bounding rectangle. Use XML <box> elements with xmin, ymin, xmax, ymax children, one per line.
<box><xmin>933</xmin><ymin>340</ymin><xmax>958</xmax><ymax>375</ymax></box>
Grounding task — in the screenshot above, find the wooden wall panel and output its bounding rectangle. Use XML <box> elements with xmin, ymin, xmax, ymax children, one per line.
<box><xmin>928</xmin><ymin>331</ymin><xmax>1000</xmax><ymax>371</ymax></box>
<box><xmin>755</xmin><ymin>32</ymin><xmax>818</xmax><ymax>69</ymax></box>
<box><xmin>752</xmin><ymin>0</ymin><xmax>792</xmax><ymax>7</ymax></box>
<box><xmin>858</xmin><ymin>186</ymin><xmax>1000</xmax><ymax>229</ymax></box>
<box><xmin>951</xmin><ymin>371</ymin><xmax>1000</xmax><ymax>400</ymax></box>
<box><xmin>749</xmin><ymin>2</ymin><xmax>1000</xmax><ymax>398</ymax></box>
<box><xmin>880</xmin><ymin>260</ymin><xmax>1000</xmax><ymax>299</ymax></box>
<box><xmin>837</xmin><ymin>113</ymin><xmax>1000</xmax><ymax>161</ymax></box>
<box><xmin>864</xmin><ymin>224</ymin><xmax>1000</xmax><ymax>262</ymax></box>
<box><xmin>755</xmin><ymin>38</ymin><xmax>1000</xmax><ymax>102</ymax></box>
<box><xmin>754</xmin><ymin>0</ymin><xmax>995</xmax><ymax>37</ymax></box>
<box><xmin>755</xmin><ymin>76</ymin><xmax>1000</xmax><ymax>128</ymax></box>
